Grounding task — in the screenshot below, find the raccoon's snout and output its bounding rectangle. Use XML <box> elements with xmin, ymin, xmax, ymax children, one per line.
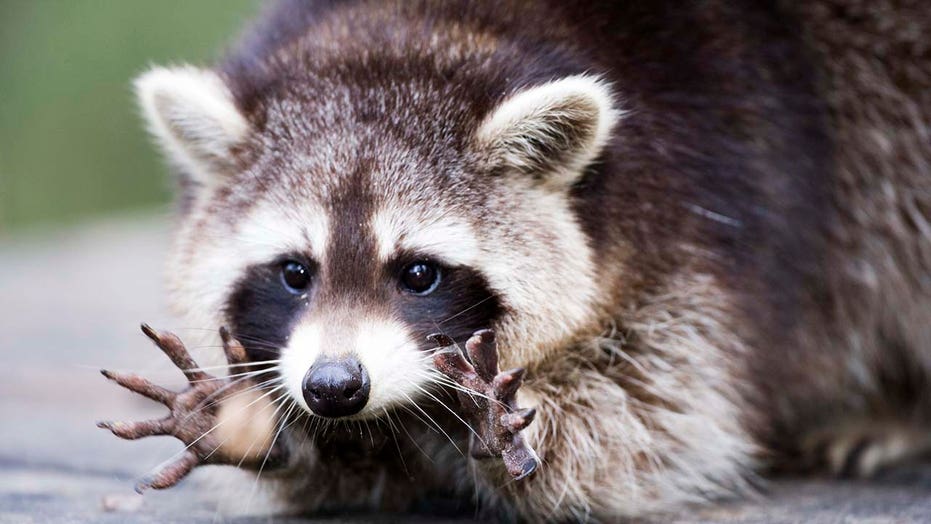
<box><xmin>302</xmin><ymin>356</ymin><xmax>371</xmax><ymax>417</ymax></box>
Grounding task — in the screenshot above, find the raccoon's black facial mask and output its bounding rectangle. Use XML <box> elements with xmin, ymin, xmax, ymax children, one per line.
<box><xmin>225</xmin><ymin>254</ymin><xmax>317</xmax><ymax>363</ymax></box>
<box><xmin>225</xmin><ymin>253</ymin><xmax>501</xmax><ymax>360</ymax></box>
<box><xmin>222</xmin><ymin>248</ymin><xmax>502</xmax><ymax>417</ymax></box>
<box><xmin>386</xmin><ymin>255</ymin><xmax>501</xmax><ymax>349</ymax></box>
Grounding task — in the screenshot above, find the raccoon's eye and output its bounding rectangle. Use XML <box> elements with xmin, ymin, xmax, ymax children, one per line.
<box><xmin>281</xmin><ymin>261</ymin><xmax>311</xmax><ymax>293</ymax></box>
<box><xmin>400</xmin><ymin>261</ymin><xmax>440</xmax><ymax>295</ymax></box>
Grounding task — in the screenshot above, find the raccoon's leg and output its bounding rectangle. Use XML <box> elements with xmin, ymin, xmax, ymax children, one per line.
<box><xmin>457</xmin><ymin>313</ymin><xmax>756</xmax><ymax>519</ymax></box>
<box><xmin>464</xmin><ymin>363</ymin><xmax>754</xmax><ymax>520</ymax></box>
<box><xmin>98</xmin><ymin>325</ymin><xmax>287</xmax><ymax>492</ymax></box>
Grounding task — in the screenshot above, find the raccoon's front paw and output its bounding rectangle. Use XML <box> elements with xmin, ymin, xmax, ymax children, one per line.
<box><xmin>429</xmin><ymin>329</ymin><xmax>539</xmax><ymax>480</ymax></box>
<box><xmin>98</xmin><ymin>325</ymin><xmax>287</xmax><ymax>492</ymax></box>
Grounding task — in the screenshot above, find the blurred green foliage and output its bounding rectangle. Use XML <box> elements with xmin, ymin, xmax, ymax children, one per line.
<box><xmin>0</xmin><ymin>0</ymin><xmax>259</xmax><ymax>231</ymax></box>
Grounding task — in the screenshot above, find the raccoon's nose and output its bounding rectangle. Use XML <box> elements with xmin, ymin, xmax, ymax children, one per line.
<box><xmin>302</xmin><ymin>356</ymin><xmax>370</xmax><ymax>417</ymax></box>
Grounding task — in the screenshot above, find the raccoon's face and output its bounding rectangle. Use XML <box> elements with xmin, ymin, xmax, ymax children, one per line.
<box><xmin>136</xmin><ymin>66</ymin><xmax>618</xmax><ymax>419</ymax></box>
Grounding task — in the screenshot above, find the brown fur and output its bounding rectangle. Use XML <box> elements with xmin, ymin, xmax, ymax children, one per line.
<box><xmin>757</xmin><ymin>0</ymin><xmax>931</xmax><ymax>467</ymax></box>
<box><xmin>138</xmin><ymin>0</ymin><xmax>931</xmax><ymax>520</ymax></box>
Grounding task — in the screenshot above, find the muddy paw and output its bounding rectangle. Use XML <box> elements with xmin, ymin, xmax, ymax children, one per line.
<box><xmin>429</xmin><ymin>329</ymin><xmax>539</xmax><ymax>480</ymax></box>
<box><xmin>98</xmin><ymin>325</ymin><xmax>286</xmax><ymax>492</ymax></box>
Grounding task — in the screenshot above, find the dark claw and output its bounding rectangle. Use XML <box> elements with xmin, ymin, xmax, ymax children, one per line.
<box><xmin>139</xmin><ymin>323</ymin><xmax>159</xmax><ymax>343</ymax></box>
<box><xmin>135</xmin><ymin>451</ymin><xmax>199</xmax><ymax>493</ymax></box>
<box><xmin>100</xmin><ymin>369</ymin><xmax>175</xmax><ymax>405</ymax></box>
<box><xmin>140</xmin><ymin>323</ymin><xmax>208</xmax><ymax>384</ymax></box>
<box><xmin>97</xmin><ymin>418</ymin><xmax>171</xmax><ymax>440</ymax></box>
<box><xmin>433</xmin><ymin>347</ymin><xmax>480</xmax><ymax>388</ymax></box>
<box><xmin>513</xmin><ymin>455</ymin><xmax>539</xmax><ymax>481</ymax></box>
<box><xmin>492</xmin><ymin>367</ymin><xmax>526</xmax><ymax>404</ymax></box>
<box><xmin>426</xmin><ymin>333</ymin><xmax>455</xmax><ymax>348</ymax></box>
<box><xmin>466</xmin><ymin>329</ymin><xmax>498</xmax><ymax>381</ymax></box>
<box><xmin>502</xmin><ymin>440</ymin><xmax>539</xmax><ymax>480</ymax></box>
<box><xmin>501</xmin><ymin>408</ymin><xmax>536</xmax><ymax>432</ymax></box>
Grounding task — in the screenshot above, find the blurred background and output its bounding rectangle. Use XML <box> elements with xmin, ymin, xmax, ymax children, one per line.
<box><xmin>1</xmin><ymin>0</ymin><xmax>257</xmax><ymax>233</ymax></box>
<box><xmin>0</xmin><ymin>3</ymin><xmax>280</xmax><ymax>522</ymax></box>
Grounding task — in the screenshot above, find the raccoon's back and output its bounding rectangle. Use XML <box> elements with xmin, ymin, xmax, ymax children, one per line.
<box><xmin>793</xmin><ymin>0</ymin><xmax>931</xmax><ymax>358</ymax></box>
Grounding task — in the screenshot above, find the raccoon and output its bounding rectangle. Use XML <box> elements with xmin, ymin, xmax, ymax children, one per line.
<box><xmin>100</xmin><ymin>0</ymin><xmax>931</xmax><ymax>520</ymax></box>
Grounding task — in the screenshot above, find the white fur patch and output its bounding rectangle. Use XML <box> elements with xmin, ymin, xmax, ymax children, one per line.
<box><xmin>280</xmin><ymin>318</ymin><xmax>428</xmax><ymax>419</ymax></box>
<box><xmin>135</xmin><ymin>65</ymin><xmax>248</xmax><ymax>188</ymax></box>
<box><xmin>237</xmin><ymin>204</ymin><xmax>330</xmax><ymax>265</ymax></box>
<box><xmin>281</xmin><ymin>323</ymin><xmax>324</xmax><ymax>413</ymax></box>
<box><xmin>479</xmin><ymin>185</ymin><xmax>602</xmax><ymax>367</ymax></box>
<box><xmin>371</xmin><ymin>207</ymin><xmax>480</xmax><ymax>265</ymax></box>
<box><xmin>165</xmin><ymin>198</ymin><xmax>330</xmax><ymax>366</ymax></box>
<box><xmin>352</xmin><ymin>319</ymin><xmax>428</xmax><ymax>416</ymax></box>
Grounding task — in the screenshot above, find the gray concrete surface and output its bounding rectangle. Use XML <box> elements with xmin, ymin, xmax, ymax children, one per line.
<box><xmin>2</xmin><ymin>213</ymin><xmax>931</xmax><ymax>523</ymax></box>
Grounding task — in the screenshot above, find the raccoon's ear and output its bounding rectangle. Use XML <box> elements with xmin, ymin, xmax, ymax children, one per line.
<box><xmin>134</xmin><ymin>65</ymin><xmax>249</xmax><ymax>190</ymax></box>
<box><xmin>474</xmin><ymin>75</ymin><xmax>618</xmax><ymax>188</ymax></box>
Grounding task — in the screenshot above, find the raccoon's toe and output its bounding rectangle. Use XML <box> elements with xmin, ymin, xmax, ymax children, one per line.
<box><xmin>808</xmin><ymin>424</ymin><xmax>931</xmax><ymax>478</ymax></box>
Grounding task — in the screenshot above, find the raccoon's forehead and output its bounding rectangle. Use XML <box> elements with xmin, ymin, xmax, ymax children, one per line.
<box><xmin>220</xmin><ymin>137</ymin><xmax>482</xmax><ymax>268</ymax></box>
<box><xmin>257</xmin><ymin>72</ymin><xmax>481</xmax><ymax>158</ymax></box>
